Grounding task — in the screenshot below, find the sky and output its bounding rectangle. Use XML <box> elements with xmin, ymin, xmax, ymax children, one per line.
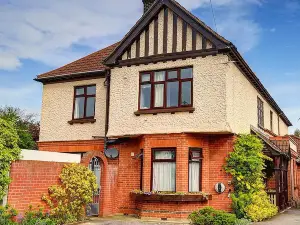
<box><xmin>0</xmin><ymin>0</ymin><xmax>299</xmax><ymax>133</ymax></box>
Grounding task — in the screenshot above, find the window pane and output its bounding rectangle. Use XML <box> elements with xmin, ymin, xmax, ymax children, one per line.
<box><xmin>189</xmin><ymin>162</ymin><xmax>200</xmax><ymax>192</ymax></box>
<box><xmin>153</xmin><ymin>162</ymin><xmax>176</xmax><ymax>191</ymax></box>
<box><xmin>87</xmin><ymin>86</ymin><xmax>96</xmax><ymax>95</ymax></box>
<box><xmin>140</xmin><ymin>84</ymin><xmax>151</xmax><ymax>109</ymax></box>
<box><xmin>154</xmin><ymin>84</ymin><xmax>164</xmax><ymax>107</ymax></box>
<box><xmin>154</xmin><ymin>71</ymin><xmax>165</xmax><ymax>81</ymax></box>
<box><xmin>74</xmin><ymin>97</ymin><xmax>85</xmax><ymax>119</ymax></box>
<box><xmin>154</xmin><ymin>150</ymin><xmax>175</xmax><ymax>160</ymax></box>
<box><xmin>181</xmin><ymin>68</ymin><xmax>193</xmax><ymax>79</ymax></box>
<box><xmin>168</xmin><ymin>70</ymin><xmax>178</xmax><ymax>79</ymax></box>
<box><xmin>181</xmin><ymin>81</ymin><xmax>191</xmax><ymax>106</ymax></box>
<box><xmin>141</xmin><ymin>74</ymin><xmax>151</xmax><ymax>82</ymax></box>
<box><xmin>167</xmin><ymin>81</ymin><xmax>179</xmax><ymax>107</ymax></box>
<box><xmin>86</xmin><ymin>97</ymin><xmax>95</xmax><ymax>117</ymax></box>
<box><xmin>76</xmin><ymin>88</ymin><xmax>84</xmax><ymax>95</ymax></box>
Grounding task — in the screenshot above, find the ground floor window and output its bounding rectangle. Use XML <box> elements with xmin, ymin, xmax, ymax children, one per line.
<box><xmin>152</xmin><ymin>148</ymin><xmax>176</xmax><ymax>192</ymax></box>
<box><xmin>189</xmin><ymin>148</ymin><xmax>203</xmax><ymax>192</ymax></box>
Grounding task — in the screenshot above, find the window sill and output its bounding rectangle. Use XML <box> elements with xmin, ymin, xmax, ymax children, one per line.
<box><xmin>134</xmin><ymin>107</ymin><xmax>195</xmax><ymax>116</ymax></box>
<box><xmin>130</xmin><ymin>192</ymin><xmax>211</xmax><ymax>202</ymax></box>
<box><xmin>68</xmin><ymin>118</ymin><xmax>96</xmax><ymax>125</ymax></box>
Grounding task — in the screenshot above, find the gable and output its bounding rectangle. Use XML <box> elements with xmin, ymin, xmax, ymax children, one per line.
<box><xmin>105</xmin><ymin>0</ymin><xmax>229</xmax><ymax>66</ymax></box>
<box><xmin>120</xmin><ymin>8</ymin><xmax>214</xmax><ymax>60</ymax></box>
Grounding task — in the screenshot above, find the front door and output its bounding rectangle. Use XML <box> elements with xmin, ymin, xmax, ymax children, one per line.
<box><xmin>88</xmin><ymin>157</ymin><xmax>102</xmax><ymax>216</ymax></box>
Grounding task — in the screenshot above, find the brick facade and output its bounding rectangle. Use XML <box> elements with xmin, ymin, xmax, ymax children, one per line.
<box><xmin>32</xmin><ymin>133</ymin><xmax>234</xmax><ymax>219</ymax></box>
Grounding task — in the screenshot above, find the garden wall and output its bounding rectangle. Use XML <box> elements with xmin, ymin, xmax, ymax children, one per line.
<box><xmin>6</xmin><ymin>150</ymin><xmax>81</xmax><ymax>215</ymax></box>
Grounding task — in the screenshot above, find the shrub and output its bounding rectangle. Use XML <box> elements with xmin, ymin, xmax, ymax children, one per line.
<box><xmin>225</xmin><ymin>134</ymin><xmax>278</xmax><ymax>221</ymax></box>
<box><xmin>0</xmin><ymin>119</ymin><xmax>21</xmax><ymax>200</ymax></box>
<box><xmin>19</xmin><ymin>206</ymin><xmax>56</xmax><ymax>225</ymax></box>
<box><xmin>0</xmin><ymin>205</ymin><xmax>17</xmax><ymax>225</ymax></box>
<box><xmin>244</xmin><ymin>191</ymin><xmax>277</xmax><ymax>222</ymax></box>
<box><xmin>42</xmin><ymin>164</ymin><xmax>97</xmax><ymax>224</ymax></box>
<box><xmin>235</xmin><ymin>218</ymin><xmax>251</xmax><ymax>225</ymax></box>
<box><xmin>189</xmin><ymin>207</ymin><xmax>237</xmax><ymax>225</ymax></box>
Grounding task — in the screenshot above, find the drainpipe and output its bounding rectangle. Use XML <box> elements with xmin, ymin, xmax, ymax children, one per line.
<box><xmin>104</xmin><ymin>70</ymin><xmax>111</xmax><ymax>151</ymax></box>
<box><xmin>1</xmin><ymin>171</ymin><xmax>9</xmax><ymax>206</ymax></box>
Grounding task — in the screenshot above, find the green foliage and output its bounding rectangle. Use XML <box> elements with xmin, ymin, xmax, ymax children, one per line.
<box><xmin>294</xmin><ymin>128</ymin><xmax>300</xmax><ymax>137</ymax></box>
<box><xmin>189</xmin><ymin>207</ymin><xmax>237</xmax><ymax>225</ymax></box>
<box><xmin>42</xmin><ymin>164</ymin><xmax>98</xmax><ymax>224</ymax></box>
<box><xmin>0</xmin><ymin>118</ymin><xmax>21</xmax><ymax>199</ymax></box>
<box><xmin>244</xmin><ymin>191</ymin><xmax>277</xmax><ymax>222</ymax></box>
<box><xmin>225</xmin><ymin>134</ymin><xmax>278</xmax><ymax>221</ymax></box>
<box><xmin>0</xmin><ymin>106</ymin><xmax>39</xmax><ymax>149</ymax></box>
<box><xmin>234</xmin><ymin>218</ymin><xmax>251</xmax><ymax>225</ymax></box>
<box><xmin>0</xmin><ymin>205</ymin><xmax>18</xmax><ymax>225</ymax></box>
<box><xmin>19</xmin><ymin>206</ymin><xmax>56</xmax><ymax>225</ymax></box>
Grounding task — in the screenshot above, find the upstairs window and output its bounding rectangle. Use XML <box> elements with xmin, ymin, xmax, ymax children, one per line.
<box><xmin>257</xmin><ymin>97</ymin><xmax>264</xmax><ymax>128</ymax></box>
<box><xmin>189</xmin><ymin>148</ymin><xmax>203</xmax><ymax>192</ymax></box>
<box><xmin>139</xmin><ymin>67</ymin><xmax>193</xmax><ymax>110</ymax></box>
<box><xmin>73</xmin><ymin>85</ymin><xmax>96</xmax><ymax>119</ymax></box>
<box><xmin>152</xmin><ymin>149</ymin><xmax>176</xmax><ymax>192</ymax></box>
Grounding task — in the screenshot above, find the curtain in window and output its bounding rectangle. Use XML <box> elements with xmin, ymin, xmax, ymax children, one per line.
<box><xmin>74</xmin><ymin>97</ymin><xmax>84</xmax><ymax>119</ymax></box>
<box><xmin>189</xmin><ymin>162</ymin><xmax>200</xmax><ymax>192</ymax></box>
<box><xmin>153</xmin><ymin>162</ymin><xmax>176</xmax><ymax>191</ymax></box>
<box><xmin>155</xmin><ymin>84</ymin><xmax>164</xmax><ymax>107</ymax></box>
<box><xmin>140</xmin><ymin>84</ymin><xmax>151</xmax><ymax>109</ymax></box>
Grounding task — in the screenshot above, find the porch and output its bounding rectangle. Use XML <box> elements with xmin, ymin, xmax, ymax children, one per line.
<box><xmin>251</xmin><ymin>126</ymin><xmax>291</xmax><ymax>211</ymax></box>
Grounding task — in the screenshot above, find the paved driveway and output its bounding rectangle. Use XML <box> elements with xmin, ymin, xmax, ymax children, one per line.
<box><xmin>253</xmin><ymin>208</ymin><xmax>300</xmax><ymax>225</ymax></box>
<box><xmin>81</xmin><ymin>209</ymin><xmax>300</xmax><ymax>225</ymax></box>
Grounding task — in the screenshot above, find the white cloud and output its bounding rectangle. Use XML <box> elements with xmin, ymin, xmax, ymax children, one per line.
<box><xmin>0</xmin><ymin>0</ymin><xmax>262</xmax><ymax>71</ymax></box>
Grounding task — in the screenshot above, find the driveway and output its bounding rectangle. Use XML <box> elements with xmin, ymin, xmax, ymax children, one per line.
<box><xmin>253</xmin><ymin>208</ymin><xmax>300</xmax><ymax>225</ymax></box>
<box><xmin>80</xmin><ymin>209</ymin><xmax>300</xmax><ymax>225</ymax></box>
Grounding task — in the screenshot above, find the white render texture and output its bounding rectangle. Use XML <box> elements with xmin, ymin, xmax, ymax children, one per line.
<box><xmin>39</xmin><ymin>78</ymin><xmax>106</xmax><ymax>141</ymax></box>
<box><xmin>226</xmin><ymin>63</ymin><xmax>288</xmax><ymax>135</ymax></box>
<box><xmin>108</xmin><ymin>55</ymin><xmax>231</xmax><ymax>137</ymax></box>
<box><xmin>21</xmin><ymin>149</ymin><xmax>81</xmax><ymax>163</ymax></box>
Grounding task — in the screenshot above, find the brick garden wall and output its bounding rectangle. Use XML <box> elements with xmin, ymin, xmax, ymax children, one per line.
<box><xmin>7</xmin><ymin>160</ymin><xmax>66</xmax><ymax>215</ymax></box>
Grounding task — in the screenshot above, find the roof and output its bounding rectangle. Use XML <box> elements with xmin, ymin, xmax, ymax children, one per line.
<box><xmin>37</xmin><ymin>42</ymin><xmax>119</xmax><ymax>79</ymax></box>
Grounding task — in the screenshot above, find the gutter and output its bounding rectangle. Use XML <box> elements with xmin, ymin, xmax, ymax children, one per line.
<box><xmin>34</xmin><ymin>70</ymin><xmax>106</xmax><ymax>84</ymax></box>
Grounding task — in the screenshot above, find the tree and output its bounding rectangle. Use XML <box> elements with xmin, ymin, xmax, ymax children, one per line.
<box><xmin>294</xmin><ymin>129</ymin><xmax>300</xmax><ymax>137</ymax></box>
<box><xmin>0</xmin><ymin>106</ymin><xmax>40</xmax><ymax>149</ymax></box>
<box><xmin>0</xmin><ymin>118</ymin><xmax>21</xmax><ymax>199</ymax></box>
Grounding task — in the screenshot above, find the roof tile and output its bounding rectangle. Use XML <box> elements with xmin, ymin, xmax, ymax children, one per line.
<box><xmin>37</xmin><ymin>42</ymin><xmax>119</xmax><ymax>79</ymax></box>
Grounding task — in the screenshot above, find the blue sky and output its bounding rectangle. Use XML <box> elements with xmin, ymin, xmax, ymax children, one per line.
<box><xmin>0</xmin><ymin>0</ymin><xmax>299</xmax><ymax>133</ymax></box>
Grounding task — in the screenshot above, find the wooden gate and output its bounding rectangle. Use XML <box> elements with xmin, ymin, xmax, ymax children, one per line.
<box><xmin>275</xmin><ymin>156</ymin><xmax>289</xmax><ymax>210</ymax></box>
<box><xmin>87</xmin><ymin>157</ymin><xmax>101</xmax><ymax>216</ymax></box>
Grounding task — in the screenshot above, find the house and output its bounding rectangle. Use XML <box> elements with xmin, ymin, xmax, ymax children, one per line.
<box><xmin>5</xmin><ymin>0</ymin><xmax>300</xmax><ymax>221</ymax></box>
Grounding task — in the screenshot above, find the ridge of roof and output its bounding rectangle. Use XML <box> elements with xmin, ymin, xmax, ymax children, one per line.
<box><xmin>37</xmin><ymin>42</ymin><xmax>119</xmax><ymax>79</ymax></box>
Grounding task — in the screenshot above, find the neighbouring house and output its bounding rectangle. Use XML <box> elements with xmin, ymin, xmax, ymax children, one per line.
<box><xmin>4</xmin><ymin>0</ymin><xmax>300</xmax><ymax>221</ymax></box>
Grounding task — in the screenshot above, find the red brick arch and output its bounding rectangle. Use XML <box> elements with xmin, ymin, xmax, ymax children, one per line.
<box><xmin>81</xmin><ymin>151</ymin><xmax>110</xmax><ymax>216</ymax></box>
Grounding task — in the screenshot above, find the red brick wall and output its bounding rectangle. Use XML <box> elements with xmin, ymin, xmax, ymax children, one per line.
<box><xmin>8</xmin><ymin>161</ymin><xmax>66</xmax><ymax>215</ymax></box>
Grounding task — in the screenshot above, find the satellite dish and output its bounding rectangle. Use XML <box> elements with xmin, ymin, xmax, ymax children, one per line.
<box><xmin>104</xmin><ymin>148</ymin><xmax>119</xmax><ymax>159</ymax></box>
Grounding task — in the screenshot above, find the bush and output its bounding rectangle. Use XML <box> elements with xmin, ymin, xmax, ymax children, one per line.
<box><xmin>244</xmin><ymin>191</ymin><xmax>277</xmax><ymax>222</ymax></box>
<box><xmin>0</xmin><ymin>205</ymin><xmax>17</xmax><ymax>225</ymax></box>
<box><xmin>225</xmin><ymin>134</ymin><xmax>278</xmax><ymax>220</ymax></box>
<box><xmin>235</xmin><ymin>218</ymin><xmax>251</xmax><ymax>225</ymax></box>
<box><xmin>42</xmin><ymin>164</ymin><xmax>97</xmax><ymax>224</ymax></box>
<box><xmin>0</xmin><ymin>119</ymin><xmax>21</xmax><ymax>200</ymax></box>
<box><xmin>19</xmin><ymin>206</ymin><xmax>56</xmax><ymax>225</ymax></box>
<box><xmin>189</xmin><ymin>207</ymin><xmax>237</xmax><ymax>225</ymax></box>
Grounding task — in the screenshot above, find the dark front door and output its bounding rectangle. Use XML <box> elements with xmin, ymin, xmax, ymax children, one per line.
<box><xmin>88</xmin><ymin>157</ymin><xmax>101</xmax><ymax>216</ymax></box>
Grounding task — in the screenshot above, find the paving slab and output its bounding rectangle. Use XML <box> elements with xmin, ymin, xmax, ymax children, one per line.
<box><xmin>253</xmin><ymin>208</ymin><xmax>300</xmax><ymax>225</ymax></box>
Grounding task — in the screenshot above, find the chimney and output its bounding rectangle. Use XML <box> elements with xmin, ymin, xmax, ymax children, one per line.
<box><xmin>143</xmin><ymin>0</ymin><xmax>156</xmax><ymax>13</ymax></box>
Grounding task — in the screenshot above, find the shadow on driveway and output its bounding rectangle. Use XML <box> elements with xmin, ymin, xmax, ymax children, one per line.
<box><xmin>253</xmin><ymin>209</ymin><xmax>300</xmax><ymax>225</ymax></box>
